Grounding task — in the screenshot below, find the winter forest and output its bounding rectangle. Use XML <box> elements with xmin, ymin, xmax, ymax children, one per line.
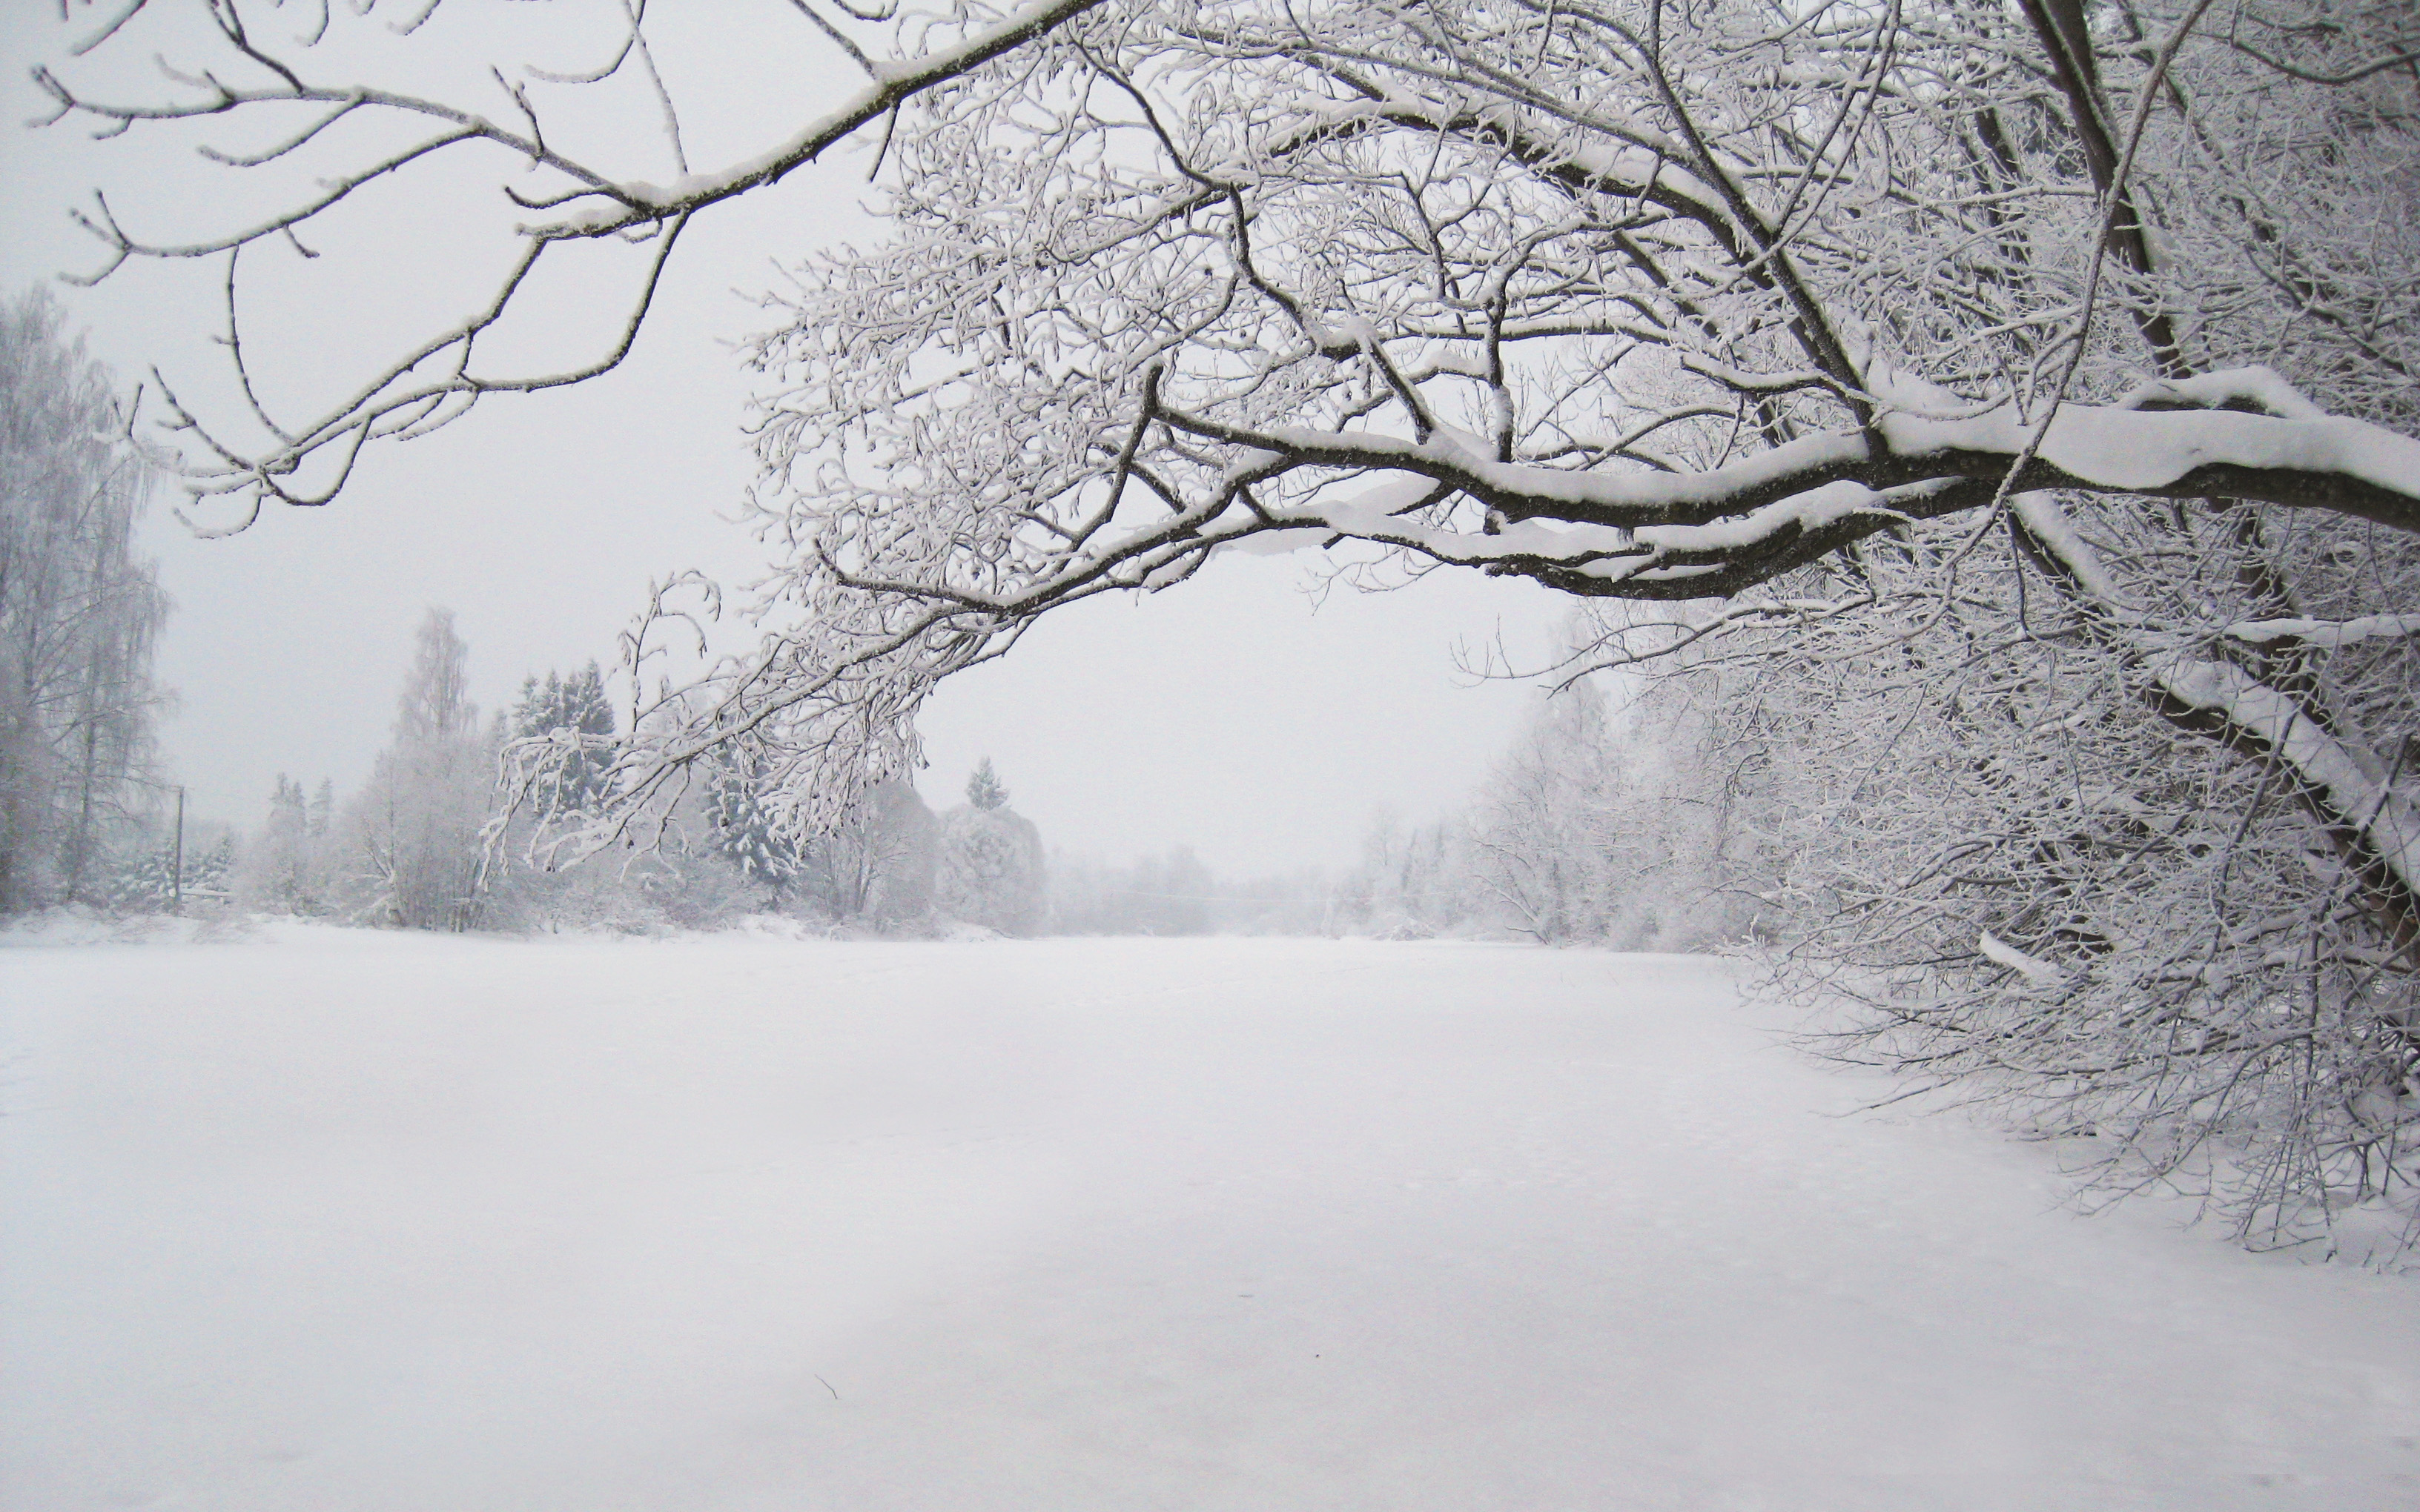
<box><xmin>7</xmin><ymin>0</ymin><xmax>2420</xmax><ymax>1504</ymax></box>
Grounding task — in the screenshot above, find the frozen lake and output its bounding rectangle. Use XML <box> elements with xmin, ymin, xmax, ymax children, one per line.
<box><xmin>4</xmin><ymin>929</ymin><xmax>2416</xmax><ymax>1509</ymax></box>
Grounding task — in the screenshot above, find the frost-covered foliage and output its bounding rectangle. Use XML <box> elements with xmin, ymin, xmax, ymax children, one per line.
<box><xmin>0</xmin><ymin>289</ymin><xmax>171</xmax><ymax>913</ymax></box>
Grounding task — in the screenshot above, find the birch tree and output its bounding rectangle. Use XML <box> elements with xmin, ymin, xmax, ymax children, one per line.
<box><xmin>0</xmin><ymin>288</ymin><xmax>171</xmax><ymax>912</ymax></box>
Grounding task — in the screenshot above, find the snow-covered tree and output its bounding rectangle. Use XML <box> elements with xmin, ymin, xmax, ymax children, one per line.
<box><xmin>510</xmin><ymin>662</ymin><xmax>617</xmax><ymax>818</ymax></box>
<box><xmin>1467</xmin><ymin>687</ymin><xmax>1628</xmax><ymax>945</ymax></box>
<box><xmin>1335</xmin><ymin>810</ymin><xmax>1477</xmax><ymax>941</ymax></box>
<box><xmin>703</xmin><ymin>749</ymin><xmax>804</xmax><ymax>901</ymax></box>
<box><xmin>233</xmin><ymin>773</ymin><xmax>332</xmax><ymax>915</ymax></box>
<box><xmin>937</xmin><ymin>766</ymin><xmax>1045</xmax><ymax>934</ymax></box>
<box><xmin>0</xmin><ymin>289</ymin><xmax>171</xmax><ymax>912</ymax></box>
<box><xmin>33</xmin><ymin>4</ymin><xmax>2419</xmax><ymax>818</ymax></box>
<box><xmin>342</xmin><ymin>609</ymin><xmax>493</xmax><ymax>931</ymax></box>
<box><xmin>110</xmin><ymin>825</ymin><xmax>233</xmax><ymax>912</ymax></box>
<box><xmin>797</xmin><ymin>780</ymin><xmax>939</xmax><ymax>925</ymax></box>
<box><xmin>1623</xmin><ymin>499</ymin><xmax>2420</xmax><ymax>1246</ymax></box>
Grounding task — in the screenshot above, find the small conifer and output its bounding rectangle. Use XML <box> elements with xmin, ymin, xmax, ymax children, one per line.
<box><xmin>966</xmin><ymin>757</ymin><xmax>1009</xmax><ymax>812</ymax></box>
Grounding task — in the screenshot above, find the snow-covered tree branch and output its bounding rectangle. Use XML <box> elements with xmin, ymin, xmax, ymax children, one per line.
<box><xmin>655</xmin><ymin>0</ymin><xmax>2420</xmax><ymax>829</ymax></box>
<box><xmin>32</xmin><ymin>0</ymin><xmax>1108</xmax><ymax>528</ymax></box>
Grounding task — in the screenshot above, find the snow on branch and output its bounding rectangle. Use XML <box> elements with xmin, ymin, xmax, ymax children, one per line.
<box><xmin>1979</xmin><ymin>931</ymin><xmax>2068</xmax><ymax>986</ymax></box>
<box><xmin>1156</xmin><ymin>386</ymin><xmax>2420</xmax><ymax>587</ymax></box>
<box><xmin>2225</xmin><ymin>614</ymin><xmax>2420</xmax><ymax>649</ymax></box>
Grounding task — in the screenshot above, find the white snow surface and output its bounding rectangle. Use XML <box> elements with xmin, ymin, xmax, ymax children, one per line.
<box><xmin>4</xmin><ymin>927</ymin><xmax>2417</xmax><ymax>1511</ymax></box>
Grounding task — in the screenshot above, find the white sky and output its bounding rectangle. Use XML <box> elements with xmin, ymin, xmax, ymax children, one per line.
<box><xmin>0</xmin><ymin>5</ymin><xmax>1573</xmax><ymax>878</ymax></box>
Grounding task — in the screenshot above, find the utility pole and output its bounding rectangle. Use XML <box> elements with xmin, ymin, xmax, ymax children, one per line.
<box><xmin>171</xmin><ymin>784</ymin><xmax>185</xmax><ymax>912</ymax></box>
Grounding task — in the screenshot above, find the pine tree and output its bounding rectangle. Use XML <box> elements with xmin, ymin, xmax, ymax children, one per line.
<box><xmin>965</xmin><ymin>757</ymin><xmax>1009</xmax><ymax>812</ymax></box>
<box><xmin>237</xmin><ymin>773</ymin><xmax>334</xmax><ymax>914</ymax></box>
<box><xmin>704</xmin><ymin>752</ymin><xmax>801</xmax><ymax>899</ymax></box>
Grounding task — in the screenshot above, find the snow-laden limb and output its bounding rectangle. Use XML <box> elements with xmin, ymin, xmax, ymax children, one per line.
<box><xmin>2117</xmin><ymin>366</ymin><xmax>2331</xmax><ymax>422</ymax></box>
<box><xmin>1979</xmin><ymin>931</ymin><xmax>2068</xmax><ymax>986</ymax></box>
<box><xmin>1163</xmin><ymin>391</ymin><xmax>2420</xmax><ymax>547</ymax></box>
<box><xmin>544</xmin><ymin>0</ymin><xmax>1112</xmax><ymax>222</ymax></box>
<box><xmin>2224</xmin><ymin>615</ymin><xmax>2420</xmax><ymax>649</ymax></box>
<box><xmin>2156</xmin><ymin>655</ymin><xmax>2420</xmax><ymax>901</ymax></box>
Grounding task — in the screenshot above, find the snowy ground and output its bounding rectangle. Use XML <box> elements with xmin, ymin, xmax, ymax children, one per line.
<box><xmin>4</xmin><ymin>927</ymin><xmax>2416</xmax><ymax>1511</ymax></box>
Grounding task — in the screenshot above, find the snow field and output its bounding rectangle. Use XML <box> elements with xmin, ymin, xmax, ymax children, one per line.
<box><xmin>3</xmin><ymin>929</ymin><xmax>2416</xmax><ymax>1510</ymax></box>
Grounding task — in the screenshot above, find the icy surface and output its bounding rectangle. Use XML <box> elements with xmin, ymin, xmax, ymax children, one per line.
<box><xmin>4</xmin><ymin>929</ymin><xmax>2416</xmax><ymax>1511</ymax></box>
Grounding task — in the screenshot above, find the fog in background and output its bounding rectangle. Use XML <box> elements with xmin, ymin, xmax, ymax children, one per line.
<box><xmin>0</xmin><ymin>10</ymin><xmax>1568</xmax><ymax>878</ymax></box>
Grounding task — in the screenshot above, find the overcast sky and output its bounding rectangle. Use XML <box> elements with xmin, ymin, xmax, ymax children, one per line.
<box><xmin>0</xmin><ymin>5</ymin><xmax>1574</xmax><ymax>878</ymax></box>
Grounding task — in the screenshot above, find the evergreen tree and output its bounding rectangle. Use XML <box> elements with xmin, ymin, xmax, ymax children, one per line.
<box><xmin>511</xmin><ymin>659</ymin><xmax>616</xmax><ymax>815</ymax></box>
<box><xmin>704</xmin><ymin>752</ymin><xmax>801</xmax><ymax>899</ymax></box>
<box><xmin>965</xmin><ymin>757</ymin><xmax>1009</xmax><ymax>812</ymax></box>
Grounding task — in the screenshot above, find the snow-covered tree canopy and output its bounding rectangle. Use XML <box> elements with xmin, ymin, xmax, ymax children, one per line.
<box><xmin>34</xmin><ymin>0</ymin><xmax>2420</xmax><ymax>842</ymax></box>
